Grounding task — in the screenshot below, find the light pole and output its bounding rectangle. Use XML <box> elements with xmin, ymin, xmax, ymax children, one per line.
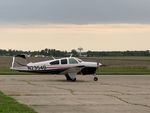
<box><xmin>78</xmin><ymin>47</ymin><xmax>83</xmax><ymax>56</ymax></box>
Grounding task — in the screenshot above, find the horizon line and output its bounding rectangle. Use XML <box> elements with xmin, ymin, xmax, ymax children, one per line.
<box><xmin>0</xmin><ymin>48</ymin><xmax>150</xmax><ymax>52</ymax></box>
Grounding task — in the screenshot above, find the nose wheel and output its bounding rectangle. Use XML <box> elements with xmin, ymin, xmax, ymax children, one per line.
<box><xmin>94</xmin><ymin>77</ymin><xmax>98</xmax><ymax>81</ymax></box>
<box><xmin>93</xmin><ymin>74</ymin><xmax>98</xmax><ymax>81</ymax></box>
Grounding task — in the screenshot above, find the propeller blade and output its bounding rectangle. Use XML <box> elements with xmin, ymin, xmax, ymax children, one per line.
<box><xmin>96</xmin><ymin>59</ymin><xmax>101</xmax><ymax>67</ymax></box>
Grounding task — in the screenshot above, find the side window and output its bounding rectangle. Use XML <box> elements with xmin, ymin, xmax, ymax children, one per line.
<box><xmin>61</xmin><ymin>59</ymin><xmax>67</xmax><ymax>64</ymax></box>
<box><xmin>50</xmin><ymin>60</ymin><xmax>59</xmax><ymax>65</ymax></box>
<box><xmin>69</xmin><ymin>58</ymin><xmax>78</xmax><ymax>64</ymax></box>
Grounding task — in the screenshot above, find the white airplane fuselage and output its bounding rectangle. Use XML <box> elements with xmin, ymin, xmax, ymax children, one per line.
<box><xmin>11</xmin><ymin>55</ymin><xmax>102</xmax><ymax>81</ymax></box>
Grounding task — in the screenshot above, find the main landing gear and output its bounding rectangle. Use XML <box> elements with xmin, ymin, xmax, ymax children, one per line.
<box><xmin>65</xmin><ymin>74</ymin><xmax>76</xmax><ymax>82</ymax></box>
<box><xmin>65</xmin><ymin>73</ymin><xmax>98</xmax><ymax>82</ymax></box>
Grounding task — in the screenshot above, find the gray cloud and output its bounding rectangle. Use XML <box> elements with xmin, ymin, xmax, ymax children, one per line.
<box><xmin>0</xmin><ymin>0</ymin><xmax>150</xmax><ymax>24</ymax></box>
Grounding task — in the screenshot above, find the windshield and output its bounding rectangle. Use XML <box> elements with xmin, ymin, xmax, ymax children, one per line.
<box><xmin>69</xmin><ymin>58</ymin><xmax>78</xmax><ymax>64</ymax></box>
<box><xmin>76</xmin><ymin>58</ymin><xmax>82</xmax><ymax>63</ymax></box>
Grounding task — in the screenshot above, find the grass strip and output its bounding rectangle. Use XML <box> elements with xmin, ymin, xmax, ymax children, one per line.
<box><xmin>0</xmin><ymin>68</ymin><xmax>35</xmax><ymax>75</ymax></box>
<box><xmin>0</xmin><ymin>67</ymin><xmax>150</xmax><ymax>75</ymax></box>
<box><xmin>0</xmin><ymin>91</ymin><xmax>37</xmax><ymax>113</ymax></box>
<box><xmin>97</xmin><ymin>67</ymin><xmax>150</xmax><ymax>75</ymax></box>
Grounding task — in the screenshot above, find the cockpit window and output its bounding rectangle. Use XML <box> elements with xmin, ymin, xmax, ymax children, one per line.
<box><xmin>50</xmin><ymin>60</ymin><xmax>59</xmax><ymax>65</ymax></box>
<box><xmin>69</xmin><ymin>58</ymin><xmax>78</xmax><ymax>64</ymax></box>
<box><xmin>61</xmin><ymin>59</ymin><xmax>67</xmax><ymax>64</ymax></box>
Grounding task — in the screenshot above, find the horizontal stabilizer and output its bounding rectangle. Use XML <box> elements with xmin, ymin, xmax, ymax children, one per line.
<box><xmin>15</xmin><ymin>54</ymin><xmax>26</xmax><ymax>59</ymax></box>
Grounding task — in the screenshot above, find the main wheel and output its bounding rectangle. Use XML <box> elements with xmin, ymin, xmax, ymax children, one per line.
<box><xmin>94</xmin><ymin>77</ymin><xmax>98</xmax><ymax>81</ymax></box>
<box><xmin>71</xmin><ymin>78</ymin><xmax>76</xmax><ymax>82</ymax></box>
<box><xmin>65</xmin><ymin>74</ymin><xmax>76</xmax><ymax>82</ymax></box>
<box><xmin>65</xmin><ymin>74</ymin><xmax>71</xmax><ymax>81</ymax></box>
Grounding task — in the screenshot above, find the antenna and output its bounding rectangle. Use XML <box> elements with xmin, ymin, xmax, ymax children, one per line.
<box><xmin>52</xmin><ymin>56</ymin><xmax>55</xmax><ymax>60</ymax></box>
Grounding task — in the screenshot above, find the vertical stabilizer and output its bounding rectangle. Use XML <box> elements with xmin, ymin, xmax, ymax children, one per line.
<box><xmin>11</xmin><ymin>55</ymin><xmax>28</xmax><ymax>70</ymax></box>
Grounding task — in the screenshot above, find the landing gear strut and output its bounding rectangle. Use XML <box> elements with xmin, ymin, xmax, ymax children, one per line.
<box><xmin>65</xmin><ymin>74</ymin><xmax>76</xmax><ymax>82</ymax></box>
<box><xmin>93</xmin><ymin>74</ymin><xmax>98</xmax><ymax>81</ymax></box>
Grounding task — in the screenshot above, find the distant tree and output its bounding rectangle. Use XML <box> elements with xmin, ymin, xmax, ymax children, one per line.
<box><xmin>71</xmin><ymin>49</ymin><xmax>79</xmax><ymax>57</ymax></box>
<box><xmin>0</xmin><ymin>48</ymin><xmax>150</xmax><ymax>57</ymax></box>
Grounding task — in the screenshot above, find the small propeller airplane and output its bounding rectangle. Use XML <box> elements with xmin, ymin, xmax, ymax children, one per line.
<box><xmin>11</xmin><ymin>55</ymin><xmax>102</xmax><ymax>81</ymax></box>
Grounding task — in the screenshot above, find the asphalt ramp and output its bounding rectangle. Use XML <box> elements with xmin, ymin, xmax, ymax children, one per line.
<box><xmin>0</xmin><ymin>75</ymin><xmax>150</xmax><ymax>113</ymax></box>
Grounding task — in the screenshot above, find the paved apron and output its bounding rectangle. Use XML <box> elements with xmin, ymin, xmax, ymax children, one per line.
<box><xmin>0</xmin><ymin>75</ymin><xmax>150</xmax><ymax>113</ymax></box>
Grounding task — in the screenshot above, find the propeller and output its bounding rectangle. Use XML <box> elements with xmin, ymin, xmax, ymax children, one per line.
<box><xmin>96</xmin><ymin>58</ymin><xmax>102</xmax><ymax>68</ymax></box>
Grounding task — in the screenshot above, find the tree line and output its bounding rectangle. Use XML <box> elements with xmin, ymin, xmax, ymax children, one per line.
<box><xmin>87</xmin><ymin>50</ymin><xmax>150</xmax><ymax>57</ymax></box>
<box><xmin>0</xmin><ymin>49</ymin><xmax>150</xmax><ymax>57</ymax></box>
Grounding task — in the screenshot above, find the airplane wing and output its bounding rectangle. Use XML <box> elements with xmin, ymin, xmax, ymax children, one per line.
<box><xmin>60</xmin><ymin>66</ymin><xmax>85</xmax><ymax>81</ymax></box>
<box><xmin>60</xmin><ymin>66</ymin><xmax>84</xmax><ymax>75</ymax></box>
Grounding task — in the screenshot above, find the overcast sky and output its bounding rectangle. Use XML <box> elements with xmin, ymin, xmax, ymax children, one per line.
<box><xmin>1</xmin><ymin>24</ymin><xmax>150</xmax><ymax>51</ymax></box>
<box><xmin>0</xmin><ymin>1</ymin><xmax>150</xmax><ymax>51</ymax></box>
<box><xmin>0</xmin><ymin>0</ymin><xmax>150</xmax><ymax>24</ymax></box>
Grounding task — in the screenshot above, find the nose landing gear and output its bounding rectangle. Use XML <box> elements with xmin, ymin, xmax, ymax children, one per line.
<box><xmin>93</xmin><ymin>74</ymin><xmax>98</xmax><ymax>81</ymax></box>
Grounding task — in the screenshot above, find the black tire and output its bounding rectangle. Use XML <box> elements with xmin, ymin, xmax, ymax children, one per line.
<box><xmin>65</xmin><ymin>74</ymin><xmax>71</xmax><ymax>81</ymax></box>
<box><xmin>94</xmin><ymin>77</ymin><xmax>98</xmax><ymax>81</ymax></box>
<box><xmin>71</xmin><ymin>78</ymin><xmax>76</xmax><ymax>82</ymax></box>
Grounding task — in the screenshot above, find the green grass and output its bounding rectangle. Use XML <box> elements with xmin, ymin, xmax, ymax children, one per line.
<box><xmin>0</xmin><ymin>68</ymin><xmax>34</xmax><ymax>75</ymax></box>
<box><xmin>0</xmin><ymin>67</ymin><xmax>150</xmax><ymax>75</ymax></box>
<box><xmin>0</xmin><ymin>91</ymin><xmax>37</xmax><ymax>113</ymax></box>
<box><xmin>97</xmin><ymin>67</ymin><xmax>150</xmax><ymax>75</ymax></box>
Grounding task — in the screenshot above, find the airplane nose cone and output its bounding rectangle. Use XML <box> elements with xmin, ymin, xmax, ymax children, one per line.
<box><xmin>97</xmin><ymin>63</ymin><xmax>102</xmax><ymax>67</ymax></box>
<box><xmin>99</xmin><ymin>63</ymin><xmax>102</xmax><ymax>66</ymax></box>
